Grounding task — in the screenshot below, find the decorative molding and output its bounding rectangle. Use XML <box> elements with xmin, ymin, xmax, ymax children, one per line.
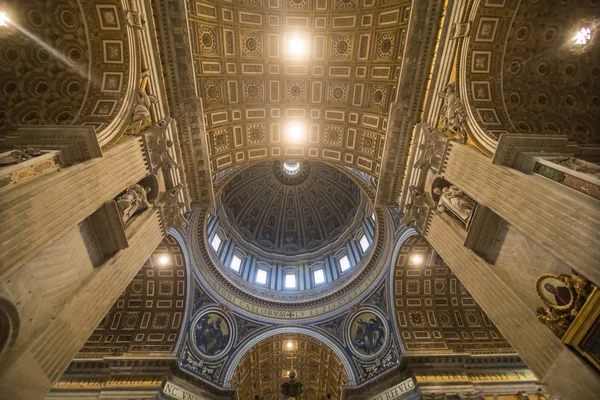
<box><xmin>2</xmin><ymin>126</ymin><xmax>102</xmax><ymax>166</ymax></box>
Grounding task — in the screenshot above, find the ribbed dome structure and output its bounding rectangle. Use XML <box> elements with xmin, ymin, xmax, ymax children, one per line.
<box><xmin>220</xmin><ymin>161</ymin><xmax>361</xmax><ymax>256</ymax></box>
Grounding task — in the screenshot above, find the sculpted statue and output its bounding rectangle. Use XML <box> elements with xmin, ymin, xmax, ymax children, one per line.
<box><xmin>550</xmin><ymin>157</ymin><xmax>600</xmax><ymax>179</ymax></box>
<box><xmin>161</xmin><ymin>184</ymin><xmax>187</xmax><ymax>228</ymax></box>
<box><xmin>116</xmin><ymin>184</ymin><xmax>151</xmax><ymax>224</ymax></box>
<box><xmin>414</xmin><ymin>124</ymin><xmax>447</xmax><ymax>171</ymax></box>
<box><xmin>0</xmin><ymin>147</ymin><xmax>42</xmax><ymax>166</ymax></box>
<box><xmin>433</xmin><ymin>185</ymin><xmax>475</xmax><ymax>222</ymax></box>
<box><xmin>140</xmin><ymin>118</ymin><xmax>180</xmax><ymax>170</ymax></box>
<box><xmin>400</xmin><ymin>186</ymin><xmax>433</xmax><ymax>231</ymax></box>
<box><xmin>438</xmin><ymin>82</ymin><xmax>467</xmax><ymax>143</ymax></box>
<box><xmin>127</xmin><ymin>89</ymin><xmax>157</xmax><ymax>134</ymax></box>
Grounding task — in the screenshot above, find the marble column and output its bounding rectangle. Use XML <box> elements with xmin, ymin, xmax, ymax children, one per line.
<box><xmin>425</xmin><ymin>213</ymin><xmax>600</xmax><ymax>400</ymax></box>
<box><xmin>0</xmin><ymin>136</ymin><xmax>149</xmax><ymax>278</ymax></box>
<box><xmin>441</xmin><ymin>142</ymin><xmax>600</xmax><ymax>286</ymax></box>
<box><xmin>0</xmin><ymin>210</ymin><xmax>164</xmax><ymax>400</ymax></box>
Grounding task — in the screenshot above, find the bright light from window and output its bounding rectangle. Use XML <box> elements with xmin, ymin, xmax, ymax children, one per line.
<box><xmin>230</xmin><ymin>255</ymin><xmax>242</xmax><ymax>272</ymax></box>
<box><xmin>285</xmin><ymin>121</ymin><xmax>306</xmax><ymax>144</ymax></box>
<box><xmin>158</xmin><ymin>255</ymin><xmax>170</xmax><ymax>266</ymax></box>
<box><xmin>371</xmin><ymin>212</ymin><xmax>376</xmax><ymax>221</ymax></box>
<box><xmin>339</xmin><ymin>255</ymin><xmax>351</xmax><ymax>272</ymax></box>
<box><xmin>410</xmin><ymin>254</ymin><xmax>424</xmax><ymax>265</ymax></box>
<box><xmin>256</xmin><ymin>268</ymin><xmax>268</xmax><ymax>285</ymax></box>
<box><xmin>287</xmin><ymin>34</ymin><xmax>307</xmax><ymax>58</ymax></box>
<box><xmin>0</xmin><ymin>11</ymin><xmax>9</xmax><ymax>27</ymax></box>
<box><xmin>359</xmin><ymin>235</ymin><xmax>370</xmax><ymax>252</ymax></box>
<box><xmin>210</xmin><ymin>234</ymin><xmax>222</xmax><ymax>251</ymax></box>
<box><xmin>285</xmin><ymin>273</ymin><xmax>297</xmax><ymax>288</ymax></box>
<box><xmin>313</xmin><ymin>269</ymin><xmax>325</xmax><ymax>284</ymax></box>
<box><xmin>283</xmin><ymin>160</ymin><xmax>301</xmax><ymax>176</ymax></box>
<box><xmin>574</xmin><ymin>27</ymin><xmax>592</xmax><ymax>45</ymax></box>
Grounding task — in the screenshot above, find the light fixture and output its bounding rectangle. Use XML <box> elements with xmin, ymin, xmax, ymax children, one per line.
<box><xmin>285</xmin><ymin>121</ymin><xmax>306</xmax><ymax>144</ymax></box>
<box><xmin>286</xmin><ymin>34</ymin><xmax>307</xmax><ymax>59</ymax></box>
<box><xmin>573</xmin><ymin>27</ymin><xmax>592</xmax><ymax>46</ymax></box>
<box><xmin>286</xmin><ymin>341</ymin><xmax>294</xmax><ymax>349</ymax></box>
<box><xmin>410</xmin><ymin>254</ymin><xmax>424</xmax><ymax>265</ymax></box>
<box><xmin>158</xmin><ymin>255</ymin><xmax>170</xmax><ymax>266</ymax></box>
<box><xmin>0</xmin><ymin>11</ymin><xmax>9</xmax><ymax>27</ymax></box>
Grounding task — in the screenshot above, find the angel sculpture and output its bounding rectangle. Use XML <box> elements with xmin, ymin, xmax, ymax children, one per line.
<box><xmin>127</xmin><ymin>89</ymin><xmax>157</xmax><ymax>134</ymax></box>
<box><xmin>438</xmin><ymin>82</ymin><xmax>467</xmax><ymax>143</ymax></box>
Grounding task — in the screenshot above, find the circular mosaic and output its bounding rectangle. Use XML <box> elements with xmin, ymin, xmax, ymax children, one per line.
<box><xmin>347</xmin><ymin>309</ymin><xmax>388</xmax><ymax>358</ymax></box>
<box><xmin>191</xmin><ymin>310</ymin><xmax>233</xmax><ymax>360</ymax></box>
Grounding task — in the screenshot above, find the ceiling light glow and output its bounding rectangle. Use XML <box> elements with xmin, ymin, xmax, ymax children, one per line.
<box><xmin>574</xmin><ymin>27</ymin><xmax>592</xmax><ymax>45</ymax></box>
<box><xmin>287</xmin><ymin>342</ymin><xmax>293</xmax><ymax>349</ymax></box>
<box><xmin>158</xmin><ymin>255</ymin><xmax>170</xmax><ymax>266</ymax></box>
<box><xmin>285</xmin><ymin>122</ymin><xmax>306</xmax><ymax>144</ymax></box>
<box><xmin>411</xmin><ymin>254</ymin><xmax>424</xmax><ymax>265</ymax></box>
<box><xmin>0</xmin><ymin>11</ymin><xmax>9</xmax><ymax>27</ymax></box>
<box><xmin>287</xmin><ymin>35</ymin><xmax>307</xmax><ymax>58</ymax></box>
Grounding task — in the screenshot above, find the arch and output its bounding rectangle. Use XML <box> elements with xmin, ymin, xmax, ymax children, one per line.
<box><xmin>0</xmin><ymin>0</ymin><xmax>141</xmax><ymax>148</ymax></box>
<box><xmin>457</xmin><ymin>0</ymin><xmax>600</xmax><ymax>155</ymax></box>
<box><xmin>223</xmin><ymin>326</ymin><xmax>357</xmax><ymax>387</ymax></box>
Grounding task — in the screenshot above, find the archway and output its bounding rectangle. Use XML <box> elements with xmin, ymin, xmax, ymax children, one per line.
<box><xmin>230</xmin><ymin>331</ymin><xmax>350</xmax><ymax>400</ymax></box>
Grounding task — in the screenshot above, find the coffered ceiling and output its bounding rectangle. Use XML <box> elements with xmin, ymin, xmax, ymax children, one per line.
<box><xmin>232</xmin><ymin>333</ymin><xmax>348</xmax><ymax>400</ymax></box>
<box><xmin>186</xmin><ymin>0</ymin><xmax>411</xmax><ymax>178</ymax></box>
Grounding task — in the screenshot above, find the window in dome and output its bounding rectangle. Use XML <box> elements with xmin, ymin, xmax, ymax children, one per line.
<box><xmin>285</xmin><ymin>273</ymin><xmax>297</xmax><ymax>289</ymax></box>
<box><xmin>313</xmin><ymin>268</ymin><xmax>325</xmax><ymax>284</ymax></box>
<box><xmin>339</xmin><ymin>255</ymin><xmax>351</xmax><ymax>272</ymax></box>
<box><xmin>359</xmin><ymin>235</ymin><xmax>370</xmax><ymax>252</ymax></box>
<box><xmin>256</xmin><ymin>268</ymin><xmax>268</xmax><ymax>285</ymax></box>
<box><xmin>283</xmin><ymin>160</ymin><xmax>301</xmax><ymax>176</ymax></box>
<box><xmin>211</xmin><ymin>233</ymin><xmax>222</xmax><ymax>251</ymax></box>
<box><xmin>230</xmin><ymin>255</ymin><xmax>242</xmax><ymax>272</ymax></box>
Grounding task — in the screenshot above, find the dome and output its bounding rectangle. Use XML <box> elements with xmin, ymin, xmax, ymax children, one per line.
<box><xmin>220</xmin><ymin>161</ymin><xmax>362</xmax><ymax>256</ymax></box>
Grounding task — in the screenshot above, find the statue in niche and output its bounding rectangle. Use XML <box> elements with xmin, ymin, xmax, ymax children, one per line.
<box><xmin>116</xmin><ymin>184</ymin><xmax>151</xmax><ymax>224</ymax></box>
<box><xmin>550</xmin><ymin>157</ymin><xmax>600</xmax><ymax>179</ymax></box>
<box><xmin>160</xmin><ymin>184</ymin><xmax>187</xmax><ymax>228</ymax></box>
<box><xmin>438</xmin><ymin>82</ymin><xmax>467</xmax><ymax>143</ymax></box>
<box><xmin>127</xmin><ymin>88</ymin><xmax>157</xmax><ymax>134</ymax></box>
<box><xmin>433</xmin><ymin>185</ymin><xmax>475</xmax><ymax>223</ymax></box>
<box><xmin>0</xmin><ymin>147</ymin><xmax>42</xmax><ymax>166</ymax></box>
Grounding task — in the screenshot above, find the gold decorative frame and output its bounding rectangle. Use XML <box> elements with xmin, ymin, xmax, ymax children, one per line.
<box><xmin>562</xmin><ymin>288</ymin><xmax>600</xmax><ymax>371</ymax></box>
<box><xmin>535</xmin><ymin>273</ymin><xmax>576</xmax><ymax>311</ymax></box>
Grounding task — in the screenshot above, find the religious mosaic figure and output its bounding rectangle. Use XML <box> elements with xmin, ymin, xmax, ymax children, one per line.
<box><xmin>433</xmin><ymin>185</ymin><xmax>475</xmax><ymax>223</ymax></box>
<box><xmin>438</xmin><ymin>82</ymin><xmax>467</xmax><ymax>143</ymax></box>
<box><xmin>116</xmin><ymin>184</ymin><xmax>151</xmax><ymax>224</ymax></box>
<box><xmin>0</xmin><ymin>147</ymin><xmax>42</xmax><ymax>166</ymax></box>
<box><xmin>351</xmin><ymin>312</ymin><xmax>385</xmax><ymax>355</ymax></box>
<box><xmin>195</xmin><ymin>313</ymin><xmax>230</xmax><ymax>357</ymax></box>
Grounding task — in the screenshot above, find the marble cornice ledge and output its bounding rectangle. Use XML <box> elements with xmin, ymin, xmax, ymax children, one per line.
<box><xmin>375</xmin><ymin>0</ymin><xmax>445</xmax><ymax>208</ymax></box>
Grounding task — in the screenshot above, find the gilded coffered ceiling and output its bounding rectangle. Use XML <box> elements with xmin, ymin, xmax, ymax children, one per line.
<box><xmin>78</xmin><ymin>235</ymin><xmax>187</xmax><ymax>357</ymax></box>
<box><xmin>0</xmin><ymin>0</ymin><xmax>139</xmax><ymax>148</ymax></box>
<box><xmin>459</xmin><ymin>0</ymin><xmax>600</xmax><ymax>153</ymax></box>
<box><xmin>232</xmin><ymin>333</ymin><xmax>348</xmax><ymax>400</ymax></box>
<box><xmin>186</xmin><ymin>0</ymin><xmax>411</xmax><ymax>178</ymax></box>
<box><xmin>393</xmin><ymin>236</ymin><xmax>514</xmax><ymax>355</ymax></box>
